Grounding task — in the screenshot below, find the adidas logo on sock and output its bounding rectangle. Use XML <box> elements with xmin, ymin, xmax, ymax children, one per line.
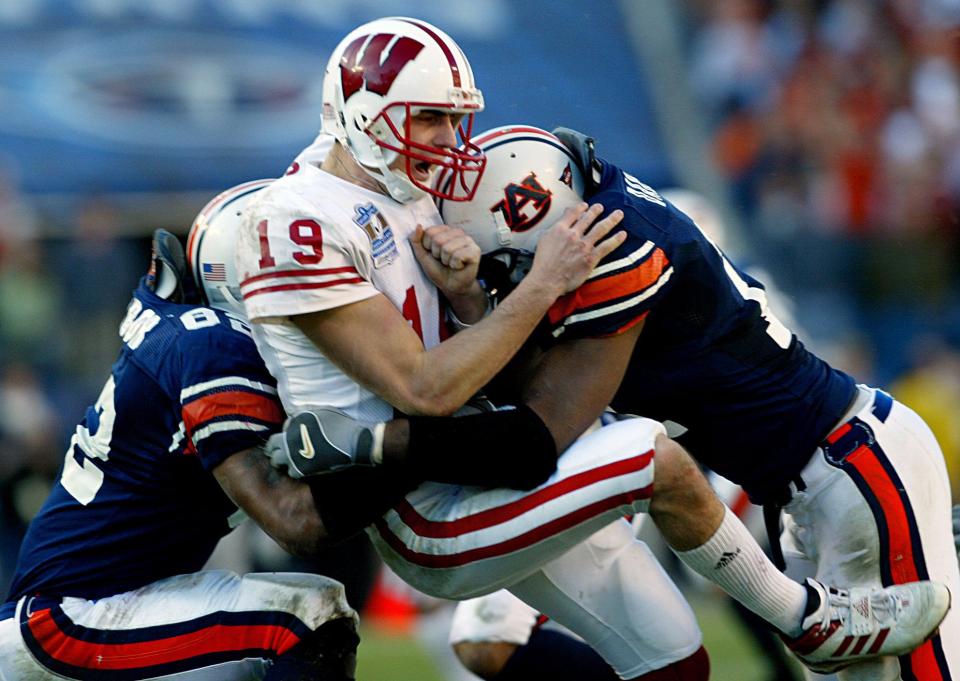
<box><xmin>715</xmin><ymin>548</ymin><xmax>742</xmax><ymax>570</ymax></box>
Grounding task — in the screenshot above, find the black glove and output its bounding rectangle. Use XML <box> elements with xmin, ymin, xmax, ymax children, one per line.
<box><xmin>146</xmin><ymin>229</ymin><xmax>197</xmax><ymax>303</ymax></box>
<box><xmin>265</xmin><ymin>409</ymin><xmax>378</xmax><ymax>478</ymax></box>
<box><xmin>552</xmin><ymin>126</ymin><xmax>603</xmax><ymax>195</ymax></box>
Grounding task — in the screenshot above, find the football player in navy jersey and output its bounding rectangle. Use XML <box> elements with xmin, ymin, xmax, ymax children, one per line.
<box><xmin>442</xmin><ymin>126</ymin><xmax>960</xmax><ymax>681</ymax></box>
<box><xmin>283</xmin><ymin>125</ymin><xmax>958</xmax><ymax>680</ymax></box>
<box><xmin>0</xmin><ymin>183</ymin><xmax>362</xmax><ymax>681</ymax></box>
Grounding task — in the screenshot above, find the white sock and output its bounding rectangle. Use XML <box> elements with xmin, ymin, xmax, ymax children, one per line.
<box><xmin>675</xmin><ymin>506</ymin><xmax>807</xmax><ymax>636</ymax></box>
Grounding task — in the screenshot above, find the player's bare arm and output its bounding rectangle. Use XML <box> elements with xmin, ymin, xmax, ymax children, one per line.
<box><xmin>414</xmin><ymin>203</ymin><xmax>627</xmax><ymax>325</ymax></box>
<box><xmin>213</xmin><ymin>446</ymin><xmax>330</xmax><ymax>556</ymax></box>
<box><xmin>291</xmin><ymin>204</ymin><xmax>625</xmax><ymax>416</ymax></box>
<box><xmin>520</xmin><ymin>323</ymin><xmax>645</xmax><ymax>451</ymax></box>
<box><xmin>268</xmin><ymin>315</ymin><xmax>643</xmax><ymax>492</ymax></box>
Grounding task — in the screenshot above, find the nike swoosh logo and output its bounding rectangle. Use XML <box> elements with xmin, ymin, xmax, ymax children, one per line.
<box><xmin>298</xmin><ymin>423</ymin><xmax>316</xmax><ymax>460</ymax></box>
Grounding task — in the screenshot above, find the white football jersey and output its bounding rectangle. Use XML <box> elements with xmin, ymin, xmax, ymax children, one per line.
<box><xmin>236</xmin><ymin>160</ymin><xmax>446</xmax><ymax>421</ymax></box>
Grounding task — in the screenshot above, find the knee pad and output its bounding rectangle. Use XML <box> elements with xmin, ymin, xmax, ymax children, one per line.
<box><xmin>241</xmin><ymin>572</ymin><xmax>357</xmax><ymax>631</ymax></box>
<box><xmin>265</xmin><ymin>617</ymin><xmax>359</xmax><ymax>681</ymax></box>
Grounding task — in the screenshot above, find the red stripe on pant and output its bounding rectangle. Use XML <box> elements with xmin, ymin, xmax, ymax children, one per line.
<box><xmin>27</xmin><ymin>608</ymin><xmax>301</xmax><ymax>671</ymax></box>
<box><xmin>394</xmin><ymin>450</ymin><xmax>655</xmax><ymax>539</ymax></box>
<box><xmin>845</xmin><ymin>444</ymin><xmax>946</xmax><ymax>681</ymax></box>
<box><xmin>376</xmin><ymin>484</ymin><xmax>653</xmax><ymax>568</ymax></box>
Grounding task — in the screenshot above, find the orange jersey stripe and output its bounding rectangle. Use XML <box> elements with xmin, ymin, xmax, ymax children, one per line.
<box><xmin>183</xmin><ymin>390</ymin><xmax>283</xmax><ymax>431</ymax></box>
<box><xmin>548</xmin><ymin>248</ymin><xmax>670</xmax><ymax>325</ymax></box>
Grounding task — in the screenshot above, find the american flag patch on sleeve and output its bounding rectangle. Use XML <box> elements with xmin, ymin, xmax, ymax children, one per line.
<box><xmin>203</xmin><ymin>263</ymin><xmax>227</xmax><ymax>281</ymax></box>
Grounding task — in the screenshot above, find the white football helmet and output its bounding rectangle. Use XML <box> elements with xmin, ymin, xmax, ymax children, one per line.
<box><xmin>187</xmin><ymin>179</ymin><xmax>272</xmax><ymax>317</ymax></box>
<box><xmin>437</xmin><ymin>125</ymin><xmax>585</xmax><ymax>282</ymax></box>
<box><xmin>321</xmin><ymin>17</ymin><xmax>486</xmax><ymax>204</ymax></box>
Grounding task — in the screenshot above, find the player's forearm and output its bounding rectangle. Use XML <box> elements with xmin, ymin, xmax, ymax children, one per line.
<box><xmin>404</xmin><ymin>274</ymin><xmax>561</xmax><ymax>415</ymax></box>
<box><xmin>444</xmin><ymin>280</ymin><xmax>489</xmax><ymax>326</ymax></box>
<box><xmin>262</xmin><ymin>480</ymin><xmax>331</xmax><ymax>556</ymax></box>
<box><xmin>307</xmin><ymin>465</ymin><xmax>421</xmax><ymax>539</ymax></box>
<box><xmin>290</xmin><ymin>276</ymin><xmax>560</xmax><ymax>416</ymax></box>
<box><xmin>277</xmin><ymin>405</ymin><xmax>558</xmax><ymax>490</ymax></box>
<box><xmin>214</xmin><ymin>448</ymin><xmax>333</xmax><ymax>556</ymax></box>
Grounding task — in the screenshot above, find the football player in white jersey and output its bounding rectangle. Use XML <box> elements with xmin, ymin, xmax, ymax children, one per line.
<box><xmin>236</xmin><ymin>18</ymin><xmax>626</xmax><ymax>427</ymax></box>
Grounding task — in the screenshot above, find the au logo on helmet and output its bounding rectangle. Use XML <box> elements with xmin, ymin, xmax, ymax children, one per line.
<box><xmin>491</xmin><ymin>173</ymin><xmax>553</xmax><ymax>233</ymax></box>
<box><xmin>339</xmin><ymin>34</ymin><xmax>425</xmax><ymax>99</ymax></box>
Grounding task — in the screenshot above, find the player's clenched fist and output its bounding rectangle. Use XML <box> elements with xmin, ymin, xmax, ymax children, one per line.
<box><xmin>410</xmin><ymin>224</ymin><xmax>481</xmax><ymax>297</ymax></box>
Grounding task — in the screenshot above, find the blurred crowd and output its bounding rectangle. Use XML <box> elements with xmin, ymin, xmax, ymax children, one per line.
<box><xmin>0</xmin><ymin>1</ymin><xmax>958</xmax><ymax>637</ymax></box>
<box><xmin>0</xmin><ymin>168</ymin><xmax>146</xmax><ymax>589</ymax></box>
<box><xmin>684</xmin><ymin>0</ymin><xmax>960</xmax><ymax>496</ymax></box>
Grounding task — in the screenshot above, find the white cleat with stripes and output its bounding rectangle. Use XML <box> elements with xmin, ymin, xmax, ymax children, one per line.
<box><xmin>785</xmin><ymin>578</ymin><xmax>951</xmax><ymax>674</ymax></box>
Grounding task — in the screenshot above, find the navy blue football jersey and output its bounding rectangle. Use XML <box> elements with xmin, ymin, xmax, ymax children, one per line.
<box><xmin>5</xmin><ymin>281</ymin><xmax>283</xmax><ymax>605</ymax></box>
<box><xmin>542</xmin><ymin>162</ymin><xmax>856</xmax><ymax>502</ymax></box>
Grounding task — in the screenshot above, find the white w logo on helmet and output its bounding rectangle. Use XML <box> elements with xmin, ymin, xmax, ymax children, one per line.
<box><xmin>338</xmin><ymin>34</ymin><xmax>424</xmax><ymax>100</ymax></box>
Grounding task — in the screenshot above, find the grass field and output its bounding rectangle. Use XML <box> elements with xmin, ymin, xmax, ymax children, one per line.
<box><xmin>354</xmin><ymin>591</ymin><xmax>805</xmax><ymax>680</ymax></box>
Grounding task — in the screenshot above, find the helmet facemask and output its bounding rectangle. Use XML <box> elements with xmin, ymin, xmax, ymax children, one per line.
<box><xmin>368</xmin><ymin>103</ymin><xmax>486</xmax><ymax>202</ymax></box>
<box><xmin>478</xmin><ymin>247</ymin><xmax>535</xmax><ymax>296</ymax></box>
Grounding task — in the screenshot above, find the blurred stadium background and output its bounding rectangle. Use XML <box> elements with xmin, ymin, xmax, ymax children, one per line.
<box><xmin>0</xmin><ymin>1</ymin><xmax>958</xmax><ymax>679</ymax></box>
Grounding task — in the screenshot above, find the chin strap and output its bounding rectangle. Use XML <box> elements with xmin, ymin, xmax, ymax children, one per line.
<box><xmin>345</xmin><ymin>114</ymin><xmax>424</xmax><ymax>204</ymax></box>
<box><xmin>367</xmin><ymin>145</ymin><xmax>425</xmax><ymax>203</ymax></box>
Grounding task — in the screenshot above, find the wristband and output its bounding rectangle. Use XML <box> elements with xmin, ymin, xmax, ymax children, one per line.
<box><xmin>447</xmin><ymin>292</ymin><xmax>494</xmax><ymax>331</ymax></box>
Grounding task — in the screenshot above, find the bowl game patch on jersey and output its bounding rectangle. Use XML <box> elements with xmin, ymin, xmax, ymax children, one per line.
<box><xmin>353</xmin><ymin>202</ymin><xmax>398</xmax><ymax>268</ymax></box>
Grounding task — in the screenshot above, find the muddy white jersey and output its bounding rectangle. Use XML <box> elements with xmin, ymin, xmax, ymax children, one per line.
<box><xmin>236</xmin><ymin>161</ymin><xmax>446</xmax><ymax>421</ymax></box>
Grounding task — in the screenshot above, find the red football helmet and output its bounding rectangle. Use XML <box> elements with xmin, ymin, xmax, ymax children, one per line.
<box><xmin>322</xmin><ymin>17</ymin><xmax>486</xmax><ymax>204</ymax></box>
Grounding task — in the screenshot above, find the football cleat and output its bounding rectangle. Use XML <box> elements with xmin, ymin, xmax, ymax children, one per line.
<box><xmin>265</xmin><ymin>409</ymin><xmax>377</xmax><ymax>478</ymax></box>
<box><xmin>785</xmin><ymin>578</ymin><xmax>951</xmax><ymax>674</ymax></box>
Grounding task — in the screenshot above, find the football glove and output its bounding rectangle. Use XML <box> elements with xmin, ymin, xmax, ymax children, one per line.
<box><xmin>147</xmin><ymin>229</ymin><xmax>197</xmax><ymax>303</ymax></box>
<box><xmin>265</xmin><ymin>408</ymin><xmax>378</xmax><ymax>479</ymax></box>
